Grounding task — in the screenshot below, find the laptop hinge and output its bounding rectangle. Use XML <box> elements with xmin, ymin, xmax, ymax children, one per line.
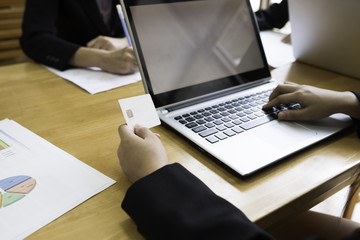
<box><xmin>166</xmin><ymin>80</ymin><xmax>270</xmax><ymax>112</ymax></box>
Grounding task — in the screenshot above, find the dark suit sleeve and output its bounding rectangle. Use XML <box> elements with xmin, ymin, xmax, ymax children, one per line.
<box><xmin>122</xmin><ymin>163</ymin><xmax>274</xmax><ymax>240</ymax></box>
<box><xmin>351</xmin><ymin>92</ymin><xmax>360</xmax><ymax>137</ymax></box>
<box><xmin>255</xmin><ymin>0</ymin><xmax>289</xmax><ymax>31</ymax></box>
<box><xmin>20</xmin><ymin>0</ymin><xmax>80</xmax><ymax>70</ymax></box>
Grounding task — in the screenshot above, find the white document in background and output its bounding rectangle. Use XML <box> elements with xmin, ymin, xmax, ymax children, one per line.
<box><xmin>260</xmin><ymin>30</ymin><xmax>295</xmax><ymax>68</ymax></box>
<box><xmin>46</xmin><ymin>66</ymin><xmax>141</xmax><ymax>94</ymax></box>
<box><xmin>0</xmin><ymin>119</ymin><xmax>116</xmax><ymax>240</ymax></box>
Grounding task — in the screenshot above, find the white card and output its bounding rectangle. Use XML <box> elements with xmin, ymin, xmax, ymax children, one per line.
<box><xmin>118</xmin><ymin>94</ymin><xmax>161</xmax><ymax>129</ymax></box>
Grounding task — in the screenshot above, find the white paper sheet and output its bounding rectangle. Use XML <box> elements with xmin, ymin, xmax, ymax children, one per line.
<box><xmin>0</xmin><ymin>119</ymin><xmax>116</xmax><ymax>240</ymax></box>
<box><xmin>46</xmin><ymin>66</ymin><xmax>141</xmax><ymax>94</ymax></box>
<box><xmin>260</xmin><ymin>30</ymin><xmax>295</xmax><ymax>68</ymax></box>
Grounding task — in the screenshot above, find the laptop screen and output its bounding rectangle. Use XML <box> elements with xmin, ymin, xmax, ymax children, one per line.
<box><xmin>123</xmin><ymin>0</ymin><xmax>269</xmax><ymax>107</ymax></box>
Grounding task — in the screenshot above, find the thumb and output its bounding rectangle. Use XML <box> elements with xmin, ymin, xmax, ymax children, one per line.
<box><xmin>86</xmin><ymin>37</ymin><xmax>97</xmax><ymax>47</ymax></box>
<box><xmin>133</xmin><ymin>124</ymin><xmax>155</xmax><ymax>140</ymax></box>
<box><xmin>118</xmin><ymin>124</ymin><xmax>135</xmax><ymax>140</ymax></box>
<box><xmin>277</xmin><ymin>110</ymin><xmax>304</xmax><ymax>121</ymax></box>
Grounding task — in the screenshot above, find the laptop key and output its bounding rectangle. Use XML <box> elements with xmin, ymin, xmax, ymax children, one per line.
<box><xmin>185</xmin><ymin>117</ymin><xmax>196</xmax><ymax>122</ymax></box>
<box><xmin>232</xmin><ymin>119</ymin><xmax>242</xmax><ymax>125</ymax></box>
<box><xmin>185</xmin><ymin>122</ymin><xmax>197</xmax><ymax>128</ymax></box>
<box><xmin>225</xmin><ymin>122</ymin><xmax>234</xmax><ymax>128</ymax></box>
<box><xmin>205</xmin><ymin>122</ymin><xmax>215</xmax><ymax>128</ymax></box>
<box><xmin>224</xmin><ymin>129</ymin><xmax>236</xmax><ymax>137</ymax></box>
<box><xmin>236</xmin><ymin>112</ymin><xmax>246</xmax><ymax>117</ymax></box>
<box><xmin>255</xmin><ymin>112</ymin><xmax>265</xmax><ymax>117</ymax></box>
<box><xmin>232</xmin><ymin>126</ymin><xmax>244</xmax><ymax>134</ymax></box>
<box><xmin>216</xmin><ymin>125</ymin><xmax>227</xmax><ymax>131</ymax></box>
<box><xmin>229</xmin><ymin>115</ymin><xmax>238</xmax><ymax>120</ymax></box>
<box><xmin>192</xmin><ymin>125</ymin><xmax>207</xmax><ymax>133</ymax></box>
<box><xmin>221</xmin><ymin>117</ymin><xmax>231</xmax><ymax>122</ymax></box>
<box><xmin>244</xmin><ymin>109</ymin><xmax>253</xmax><ymax>114</ymax></box>
<box><xmin>206</xmin><ymin>135</ymin><xmax>219</xmax><ymax>143</ymax></box>
<box><xmin>289</xmin><ymin>103</ymin><xmax>302</xmax><ymax>110</ymax></box>
<box><xmin>205</xmin><ymin>117</ymin><xmax>214</xmax><ymax>122</ymax></box>
<box><xmin>215</xmin><ymin>132</ymin><xmax>227</xmax><ymax>140</ymax></box>
<box><xmin>213</xmin><ymin>119</ymin><xmax>223</xmax><ymax>125</ymax></box>
<box><xmin>239</xmin><ymin>115</ymin><xmax>275</xmax><ymax>130</ymax></box>
<box><xmin>213</xmin><ymin>114</ymin><xmax>222</xmax><ymax>119</ymax></box>
<box><xmin>199</xmin><ymin>128</ymin><xmax>218</xmax><ymax>137</ymax></box>
<box><xmin>240</xmin><ymin>117</ymin><xmax>250</xmax><ymax>122</ymax></box>
<box><xmin>248</xmin><ymin>114</ymin><xmax>257</xmax><ymax>120</ymax></box>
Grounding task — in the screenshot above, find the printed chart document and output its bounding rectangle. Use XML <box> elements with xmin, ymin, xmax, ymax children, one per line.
<box><xmin>46</xmin><ymin>66</ymin><xmax>141</xmax><ymax>94</ymax></box>
<box><xmin>0</xmin><ymin>119</ymin><xmax>116</xmax><ymax>240</ymax></box>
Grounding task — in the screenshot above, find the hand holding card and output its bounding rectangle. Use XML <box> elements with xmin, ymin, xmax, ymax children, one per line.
<box><xmin>118</xmin><ymin>94</ymin><xmax>161</xmax><ymax>130</ymax></box>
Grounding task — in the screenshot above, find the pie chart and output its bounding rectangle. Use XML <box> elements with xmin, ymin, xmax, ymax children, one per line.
<box><xmin>0</xmin><ymin>175</ymin><xmax>36</xmax><ymax>208</ymax></box>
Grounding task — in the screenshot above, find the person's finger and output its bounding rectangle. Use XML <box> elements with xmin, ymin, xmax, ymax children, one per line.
<box><xmin>268</xmin><ymin>83</ymin><xmax>300</xmax><ymax>101</ymax></box>
<box><xmin>86</xmin><ymin>37</ymin><xmax>97</xmax><ymax>47</ymax></box>
<box><xmin>123</xmin><ymin>47</ymin><xmax>135</xmax><ymax>56</ymax></box>
<box><xmin>98</xmin><ymin>42</ymin><xmax>108</xmax><ymax>50</ymax></box>
<box><xmin>118</xmin><ymin>64</ymin><xmax>137</xmax><ymax>75</ymax></box>
<box><xmin>263</xmin><ymin>93</ymin><xmax>301</xmax><ymax>109</ymax></box>
<box><xmin>101</xmin><ymin>44</ymin><xmax>109</xmax><ymax>50</ymax></box>
<box><xmin>268</xmin><ymin>85</ymin><xmax>281</xmax><ymax>101</ymax></box>
<box><xmin>283</xmin><ymin>81</ymin><xmax>297</xmax><ymax>85</ymax></box>
<box><xmin>278</xmin><ymin>109</ymin><xmax>307</xmax><ymax>121</ymax></box>
<box><xmin>133</xmin><ymin>125</ymin><xmax>155</xmax><ymax>140</ymax></box>
<box><xmin>268</xmin><ymin>85</ymin><xmax>286</xmax><ymax>100</ymax></box>
<box><xmin>118</xmin><ymin>124</ymin><xmax>135</xmax><ymax>140</ymax></box>
<box><xmin>104</xmin><ymin>43</ymin><xmax>115</xmax><ymax>51</ymax></box>
<box><xmin>90</xmin><ymin>42</ymin><xmax>103</xmax><ymax>49</ymax></box>
<box><xmin>120</xmin><ymin>48</ymin><xmax>136</xmax><ymax>61</ymax></box>
<box><xmin>122</xmin><ymin>57</ymin><xmax>138</xmax><ymax>74</ymax></box>
<box><xmin>88</xmin><ymin>39</ymin><xmax>111</xmax><ymax>50</ymax></box>
<box><xmin>130</xmin><ymin>63</ymin><xmax>139</xmax><ymax>73</ymax></box>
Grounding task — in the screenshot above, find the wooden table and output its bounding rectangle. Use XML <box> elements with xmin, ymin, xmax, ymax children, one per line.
<box><xmin>1</xmin><ymin>61</ymin><xmax>360</xmax><ymax>239</ymax></box>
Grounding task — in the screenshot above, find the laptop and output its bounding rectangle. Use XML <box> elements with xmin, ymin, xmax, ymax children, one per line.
<box><xmin>289</xmin><ymin>0</ymin><xmax>360</xmax><ymax>79</ymax></box>
<box><xmin>120</xmin><ymin>0</ymin><xmax>352</xmax><ymax>176</ymax></box>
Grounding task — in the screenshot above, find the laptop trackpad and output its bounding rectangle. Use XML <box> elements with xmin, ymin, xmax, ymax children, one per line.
<box><xmin>256</xmin><ymin>121</ymin><xmax>317</xmax><ymax>149</ymax></box>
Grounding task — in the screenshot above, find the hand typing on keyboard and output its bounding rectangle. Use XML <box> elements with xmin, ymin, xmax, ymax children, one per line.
<box><xmin>263</xmin><ymin>82</ymin><xmax>360</xmax><ymax>121</ymax></box>
<box><xmin>263</xmin><ymin>103</ymin><xmax>301</xmax><ymax>119</ymax></box>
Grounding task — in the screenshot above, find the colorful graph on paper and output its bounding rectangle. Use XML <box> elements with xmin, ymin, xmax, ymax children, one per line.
<box><xmin>0</xmin><ymin>175</ymin><xmax>36</xmax><ymax>208</ymax></box>
<box><xmin>0</xmin><ymin>139</ymin><xmax>9</xmax><ymax>150</ymax></box>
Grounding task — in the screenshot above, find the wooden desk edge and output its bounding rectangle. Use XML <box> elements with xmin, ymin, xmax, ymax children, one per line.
<box><xmin>258</xmin><ymin>161</ymin><xmax>360</xmax><ymax>229</ymax></box>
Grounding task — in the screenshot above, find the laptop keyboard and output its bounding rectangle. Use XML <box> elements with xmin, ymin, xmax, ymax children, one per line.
<box><xmin>173</xmin><ymin>89</ymin><xmax>301</xmax><ymax>143</ymax></box>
